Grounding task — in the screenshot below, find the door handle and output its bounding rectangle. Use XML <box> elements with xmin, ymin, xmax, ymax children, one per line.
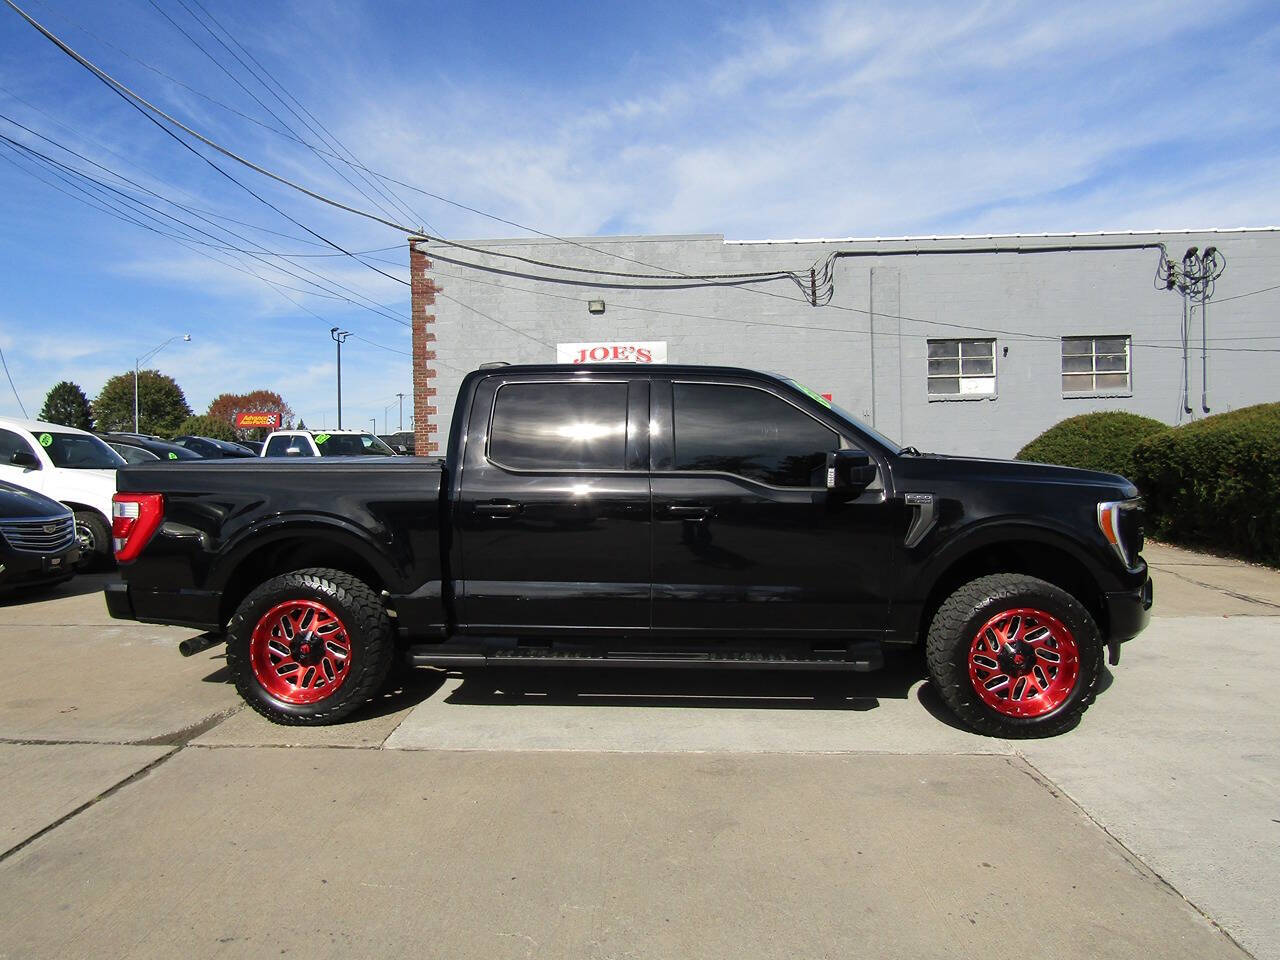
<box><xmin>475</xmin><ymin>500</ymin><xmax>523</xmax><ymax>517</ymax></box>
<box><xmin>666</xmin><ymin>505</ymin><xmax>713</xmax><ymax>521</ymax></box>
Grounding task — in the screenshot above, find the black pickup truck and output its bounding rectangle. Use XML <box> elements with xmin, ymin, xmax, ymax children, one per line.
<box><xmin>105</xmin><ymin>364</ymin><xmax>1151</xmax><ymax>736</ymax></box>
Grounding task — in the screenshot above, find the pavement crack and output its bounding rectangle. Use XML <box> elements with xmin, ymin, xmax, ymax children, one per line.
<box><xmin>132</xmin><ymin>703</ymin><xmax>245</xmax><ymax>747</ymax></box>
<box><xmin>1150</xmin><ymin>566</ymin><xmax>1280</xmax><ymax>611</ymax></box>
<box><xmin>0</xmin><ymin>745</ymin><xmax>182</xmax><ymax>864</ymax></box>
<box><xmin>1015</xmin><ymin>751</ymin><xmax>1258</xmax><ymax>959</ymax></box>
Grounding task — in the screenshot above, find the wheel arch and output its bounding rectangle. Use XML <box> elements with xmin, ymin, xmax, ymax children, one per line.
<box><xmin>915</xmin><ymin>525</ymin><xmax>1109</xmax><ymax>644</ymax></box>
<box><xmin>213</xmin><ymin>520</ymin><xmax>398</xmax><ymax>627</ymax></box>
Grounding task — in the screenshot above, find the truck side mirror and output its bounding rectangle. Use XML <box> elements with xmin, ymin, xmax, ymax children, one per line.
<box><xmin>10</xmin><ymin>450</ymin><xmax>40</xmax><ymax>469</ymax></box>
<box><xmin>395</xmin><ymin>445</ymin><xmax>409</xmax><ymax>455</ymax></box>
<box><xmin>826</xmin><ymin>449</ymin><xmax>876</xmax><ymax>491</ymax></box>
<box><xmin>285</xmin><ymin>446</ymin><xmax>304</xmax><ymax>457</ymax></box>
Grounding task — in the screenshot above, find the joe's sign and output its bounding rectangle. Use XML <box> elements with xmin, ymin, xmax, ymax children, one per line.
<box><xmin>556</xmin><ymin>341</ymin><xmax>667</xmax><ymax>364</ymax></box>
<box><xmin>234</xmin><ymin>412</ymin><xmax>282</xmax><ymax>429</ymax></box>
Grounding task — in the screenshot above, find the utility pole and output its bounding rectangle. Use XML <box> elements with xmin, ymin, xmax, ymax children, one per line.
<box><xmin>396</xmin><ymin>392</ymin><xmax>405</xmax><ymax>431</ymax></box>
<box><xmin>330</xmin><ymin>327</ymin><xmax>350</xmax><ymax>428</ymax></box>
<box><xmin>369</xmin><ymin>417</ymin><xmax>376</xmax><ymax>434</ymax></box>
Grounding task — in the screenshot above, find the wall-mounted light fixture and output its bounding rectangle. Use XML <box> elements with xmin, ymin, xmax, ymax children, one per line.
<box><xmin>587</xmin><ymin>299</ymin><xmax>606</xmax><ymax>315</ymax></box>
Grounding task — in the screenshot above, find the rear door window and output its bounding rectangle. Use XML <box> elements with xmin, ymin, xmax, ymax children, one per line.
<box><xmin>489</xmin><ymin>381</ymin><xmax>629</xmax><ymax>471</ymax></box>
<box><xmin>672</xmin><ymin>383</ymin><xmax>839</xmax><ymax>488</ymax></box>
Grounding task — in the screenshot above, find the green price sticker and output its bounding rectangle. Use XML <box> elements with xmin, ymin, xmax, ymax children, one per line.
<box><xmin>168</xmin><ymin>452</ymin><xmax>178</xmax><ymax>460</ymax></box>
<box><xmin>314</xmin><ymin>433</ymin><xmax>330</xmax><ymax>445</ymax></box>
<box><xmin>38</xmin><ymin>433</ymin><xmax>53</xmax><ymax>447</ymax></box>
<box><xmin>794</xmin><ymin>383</ymin><xmax>832</xmax><ymax>408</ymax></box>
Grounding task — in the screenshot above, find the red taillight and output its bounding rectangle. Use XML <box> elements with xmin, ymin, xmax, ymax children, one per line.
<box><xmin>112</xmin><ymin>493</ymin><xmax>164</xmax><ymax>563</ymax></box>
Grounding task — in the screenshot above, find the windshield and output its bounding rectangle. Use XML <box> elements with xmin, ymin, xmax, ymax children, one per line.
<box><xmin>33</xmin><ymin>431</ymin><xmax>125</xmax><ymax>469</ymax></box>
<box><xmin>780</xmin><ymin>379</ymin><xmax>902</xmax><ymax>452</ymax></box>
<box><xmin>314</xmin><ymin>433</ymin><xmax>395</xmax><ymax>456</ymax></box>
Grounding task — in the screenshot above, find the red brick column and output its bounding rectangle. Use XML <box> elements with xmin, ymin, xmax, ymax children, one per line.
<box><xmin>408</xmin><ymin>238</ymin><xmax>440</xmax><ymax>455</ymax></box>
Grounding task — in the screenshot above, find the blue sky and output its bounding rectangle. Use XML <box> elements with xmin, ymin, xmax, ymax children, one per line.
<box><xmin>1</xmin><ymin>0</ymin><xmax>1277</xmax><ymax>427</ymax></box>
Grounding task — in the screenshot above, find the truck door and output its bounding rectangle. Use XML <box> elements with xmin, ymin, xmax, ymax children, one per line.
<box><xmin>650</xmin><ymin>378</ymin><xmax>892</xmax><ymax>638</ymax></box>
<box><xmin>452</xmin><ymin>373</ymin><xmax>651</xmax><ymax>634</ymax></box>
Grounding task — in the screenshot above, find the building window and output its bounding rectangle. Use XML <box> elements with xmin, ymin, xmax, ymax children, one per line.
<box><xmin>927</xmin><ymin>339</ymin><xmax>996</xmax><ymax>399</ymax></box>
<box><xmin>1062</xmin><ymin>336</ymin><xmax>1131</xmax><ymax>394</ymax></box>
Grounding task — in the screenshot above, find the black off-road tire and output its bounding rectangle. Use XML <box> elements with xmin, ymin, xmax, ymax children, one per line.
<box><xmin>925</xmin><ymin>573</ymin><xmax>1103</xmax><ymax>738</ymax></box>
<box><xmin>226</xmin><ymin>567</ymin><xmax>394</xmax><ymax>725</ymax></box>
<box><xmin>73</xmin><ymin>510</ymin><xmax>112</xmax><ymax>571</ymax></box>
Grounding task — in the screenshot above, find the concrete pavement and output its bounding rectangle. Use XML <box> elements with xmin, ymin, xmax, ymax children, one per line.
<box><xmin>0</xmin><ymin>547</ymin><xmax>1276</xmax><ymax>959</ymax></box>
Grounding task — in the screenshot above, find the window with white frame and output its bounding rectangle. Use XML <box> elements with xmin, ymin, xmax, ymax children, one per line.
<box><xmin>927</xmin><ymin>338</ymin><xmax>996</xmax><ymax>398</ymax></box>
<box><xmin>1061</xmin><ymin>336</ymin><xmax>1131</xmax><ymax>394</ymax></box>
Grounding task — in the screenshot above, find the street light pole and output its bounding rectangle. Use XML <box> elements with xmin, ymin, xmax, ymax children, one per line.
<box><xmin>134</xmin><ymin>334</ymin><xmax>191</xmax><ymax>433</ymax></box>
<box><xmin>396</xmin><ymin>392</ymin><xmax>405</xmax><ymax>431</ymax></box>
<box><xmin>369</xmin><ymin>417</ymin><xmax>377</xmax><ymax>435</ymax></box>
<box><xmin>330</xmin><ymin>327</ymin><xmax>350</xmax><ymax>428</ymax></box>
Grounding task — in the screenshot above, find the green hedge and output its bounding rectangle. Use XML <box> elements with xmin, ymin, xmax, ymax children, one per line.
<box><xmin>1130</xmin><ymin>403</ymin><xmax>1280</xmax><ymax>564</ymax></box>
<box><xmin>1016</xmin><ymin>411</ymin><xmax>1168</xmax><ymax>479</ymax></box>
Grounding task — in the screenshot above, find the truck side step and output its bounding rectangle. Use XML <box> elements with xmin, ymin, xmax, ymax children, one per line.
<box><xmin>406</xmin><ymin>643</ymin><xmax>884</xmax><ymax>672</ymax></box>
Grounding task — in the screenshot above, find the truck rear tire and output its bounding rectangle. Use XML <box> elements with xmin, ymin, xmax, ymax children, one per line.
<box><xmin>925</xmin><ymin>573</ymin><xmax>1102</xmax><ymax>738</ymax></box>
<box><xmin>226</xmin><ymin>567</ymin><xmax>395</xmax><ymax>725</ymax></box>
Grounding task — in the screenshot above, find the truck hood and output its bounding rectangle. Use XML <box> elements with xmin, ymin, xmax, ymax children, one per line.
<box><xmin>897</xmin><ymin>453</ymin><xmax>1139</xmax><ymax>499</ymax></box>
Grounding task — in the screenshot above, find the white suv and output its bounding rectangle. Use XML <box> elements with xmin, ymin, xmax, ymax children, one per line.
<box><xmin>260</xmin><ymin>429</ymin><xmax>398</xmax><ymax>458</ymax></box>
<box><xmin>0</xmin><ymin>417</ymin><xmax>123</xmax><ymax>569</ymax></box>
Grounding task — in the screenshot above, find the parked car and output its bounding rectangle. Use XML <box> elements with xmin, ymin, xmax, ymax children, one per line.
<box><xmin>237</xmin><ymin>440</ymin><xmax>264</xmax><ymax>456</ymax></box>
<box><xmin>0</xmin><ymin>479</ymin><xmax>80</xmax><ymax>593</ymax></box>
<box><xmin>100</xmin><ymin>433</ymin><xmax>203</xmax><ymax>463</ymax></box>
<box><xmin>259</xmin><ymin>429</ymin><xmax>397</xmax><ymax>457</ymax></box>
<box><xmin>170</xmin><ymin>436</ymin><xmax>257</xmax><ymax>459</ymax></box>
<box><xmin>379</xmin><ymin>432</ymin><xmax>415</xmax><ymax>455</ymax></box>
<box><xmin>0</xmin><ymin>416</ymin><xmax>121</xmax><ymax>570</ymax></box>
<box><xmin>106</xmin><ymin>363</ymin><xmax>1151</xmax><ymax>736</ymax></box>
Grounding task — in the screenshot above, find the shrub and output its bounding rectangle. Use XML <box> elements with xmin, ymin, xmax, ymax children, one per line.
<box><xmin>1130</xmin><ymin>403</ymin><xmax>1280</xmax><ymax>564</ymax></box>
<box><xmin>175</xmin><ymin>414</ymin><xmax>237</xmax><ymax>442</ymax></box>
<box><xmin>1016</xmin><ymin>411</ymin><xmax>1168</xmax><ymax>479</ymax></box>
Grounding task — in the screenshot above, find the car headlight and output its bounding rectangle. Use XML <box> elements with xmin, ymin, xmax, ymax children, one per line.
<box><xmin>1097</xmin><ymin>499</ymin><xmax>1144</xmax><ymax>568</ymax></box>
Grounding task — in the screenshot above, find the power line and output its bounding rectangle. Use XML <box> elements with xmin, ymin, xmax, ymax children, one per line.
<box><xmin>0</xmin><ymin>341</ymin><xmax>28</xmax><ymax>416</ymax></box>
<box><xmin>0</xmin><ymin>122</ymin><xmax>409</xmax><ymax>321</ymax></box>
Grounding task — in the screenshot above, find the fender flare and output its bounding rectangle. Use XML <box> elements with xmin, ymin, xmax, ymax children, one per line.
<box><xmin>209</xmin><ymin>514</ymin><xmax>402</xmax><ymax>594</ymax></box>
<box><xmin>910</xmin><ymin>518</ymin><xmax>1110</xmax><ymax>604</ymax></box>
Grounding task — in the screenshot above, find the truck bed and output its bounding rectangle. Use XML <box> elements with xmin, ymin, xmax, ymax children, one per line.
<box><xmin>112</xmin><ymin>457</ymin><xmax>447</xmax><ymax>632</ymax></box>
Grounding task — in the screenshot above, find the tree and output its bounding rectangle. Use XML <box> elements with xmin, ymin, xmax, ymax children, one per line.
<box><xmin>176</xmin><ymin>414</ymin><xmax>237</xmax><ymax>442</ymax></box>
<box><xmin>206</xmin><ymin>389</ymin><xmax>295</xmax><ymax>440</ymax></box>
<box><xmin>39</xmin><ymin>381</ymin><xmax>93</xmax><ymax>430</ymax></box>
<box><xmin>93</xmin><ymin>370</ymin><xmax>192</xmax><ymax>435</ymax></box>
<box><xmin>296</xmin><ymin>418</ymin><xmax>307</xmax><ymax>430</ymax></box>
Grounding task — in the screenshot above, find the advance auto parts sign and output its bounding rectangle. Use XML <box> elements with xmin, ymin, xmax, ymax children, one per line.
<box><xmin>557</xmin><ymin>341</ymin><xmax>667</xmax><ymax>364</ymax></box>
<box><xmin>234</xmin><ymin>412</ymin><xmax>282</xmax><ymax>429</ymax></box>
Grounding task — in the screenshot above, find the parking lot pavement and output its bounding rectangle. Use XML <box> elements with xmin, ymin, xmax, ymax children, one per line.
<box><xmin>0</xmin><ymin>550</ymin><xmax>1275</xmax><ymax>959</ymax></box>
<box><xmin>0</xmin><ymin>742</ymin><xmax>171</xmax><ymax>852</ymax></box>
<box><xmin>0</xmin><ymin>748</ymin><xmax>1245</xmax><ymax>960</ymax></box>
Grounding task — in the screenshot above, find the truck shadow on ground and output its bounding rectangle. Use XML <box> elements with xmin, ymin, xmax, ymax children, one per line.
<box><xmin>0</xmin><ymin>572</ymin><xmax>117</xmax><ymax>606</ymax></box>
<box><xmin>444</xmin><ymin>653</ymin><xmax>929</xmax><ymax>713</ymax></box>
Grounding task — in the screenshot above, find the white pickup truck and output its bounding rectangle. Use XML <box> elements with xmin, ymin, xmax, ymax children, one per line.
<box><xmin>0</xmin><ymin>417</ymin><xmax>122</xmax><ymax>569</ymax></box>
<box><xmin>259</xmin><ymin>429</ymin><xmax>399</xmax><ymax>458</ymax></box>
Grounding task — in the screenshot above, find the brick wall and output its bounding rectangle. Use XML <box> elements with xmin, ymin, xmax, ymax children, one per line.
<box><xmin>408</xmin><ymin>239</ymin><xmax>440</xmax><ymax>455</ymax></box>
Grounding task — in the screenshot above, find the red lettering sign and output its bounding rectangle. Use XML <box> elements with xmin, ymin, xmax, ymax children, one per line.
<box><xmin>234</xmin><ymin>412</ymin><xmax>282</xmax><ymax>429</ymax></box>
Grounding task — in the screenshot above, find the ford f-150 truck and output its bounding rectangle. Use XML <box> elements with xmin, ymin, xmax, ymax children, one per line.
<box><xmin>105</xmin><ymin>364</ymin><xmax>1152</xmax><ymax>737</ymax></box>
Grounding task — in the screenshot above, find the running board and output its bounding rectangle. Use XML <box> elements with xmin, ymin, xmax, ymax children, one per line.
<box><xmin>406</xmin><ymin>643</ymin><xmax>884</xmax><ymax>672</ymax></box>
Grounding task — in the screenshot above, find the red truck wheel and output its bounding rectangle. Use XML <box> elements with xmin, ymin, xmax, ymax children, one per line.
<box><xmin>226</xmin><ymin>568</ymin><xmax>394</xmax><ymax>725</ymax></box>
<box><xmin>925</xmin><ymin>573</ymin><xmax>1102</xmax><ymax>738</ymax></box>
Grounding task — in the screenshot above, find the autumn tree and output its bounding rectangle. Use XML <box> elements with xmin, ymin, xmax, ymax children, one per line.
<box><xmin>93</xmin><ymin>370</ymin><xmax>192</xmax><ymax>435</ymax></box>
<box><xmin>176</xmin><ymin>414</ymin><xmax>238</xmax><ymax>442</ymax></box>
<box><xmin>206</xmin><ymin>389</ymin><xmax>295</xmax><ymax>440</ymax></box>
<box><xmin>39</xmin><ymin>381</ymin><xmax>93</xmax><ymax>430</ymax></box>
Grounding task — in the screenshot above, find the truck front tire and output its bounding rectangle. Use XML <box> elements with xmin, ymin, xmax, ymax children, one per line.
<box><xmin>226</xmin><ymin>568</ymin><xmax>395</xmax><ymax>725</ymax></box>
<box><xmin>925</xmin><ymin>573</ymin><xmax>1102</xmax><ymax>738</ymax></box>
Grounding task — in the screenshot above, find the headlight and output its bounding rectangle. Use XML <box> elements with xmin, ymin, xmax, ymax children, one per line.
<box><xmin>1097</xmin><ymin>499</ymin><xmax>1143</xmax><ymax>568</ymax></box>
